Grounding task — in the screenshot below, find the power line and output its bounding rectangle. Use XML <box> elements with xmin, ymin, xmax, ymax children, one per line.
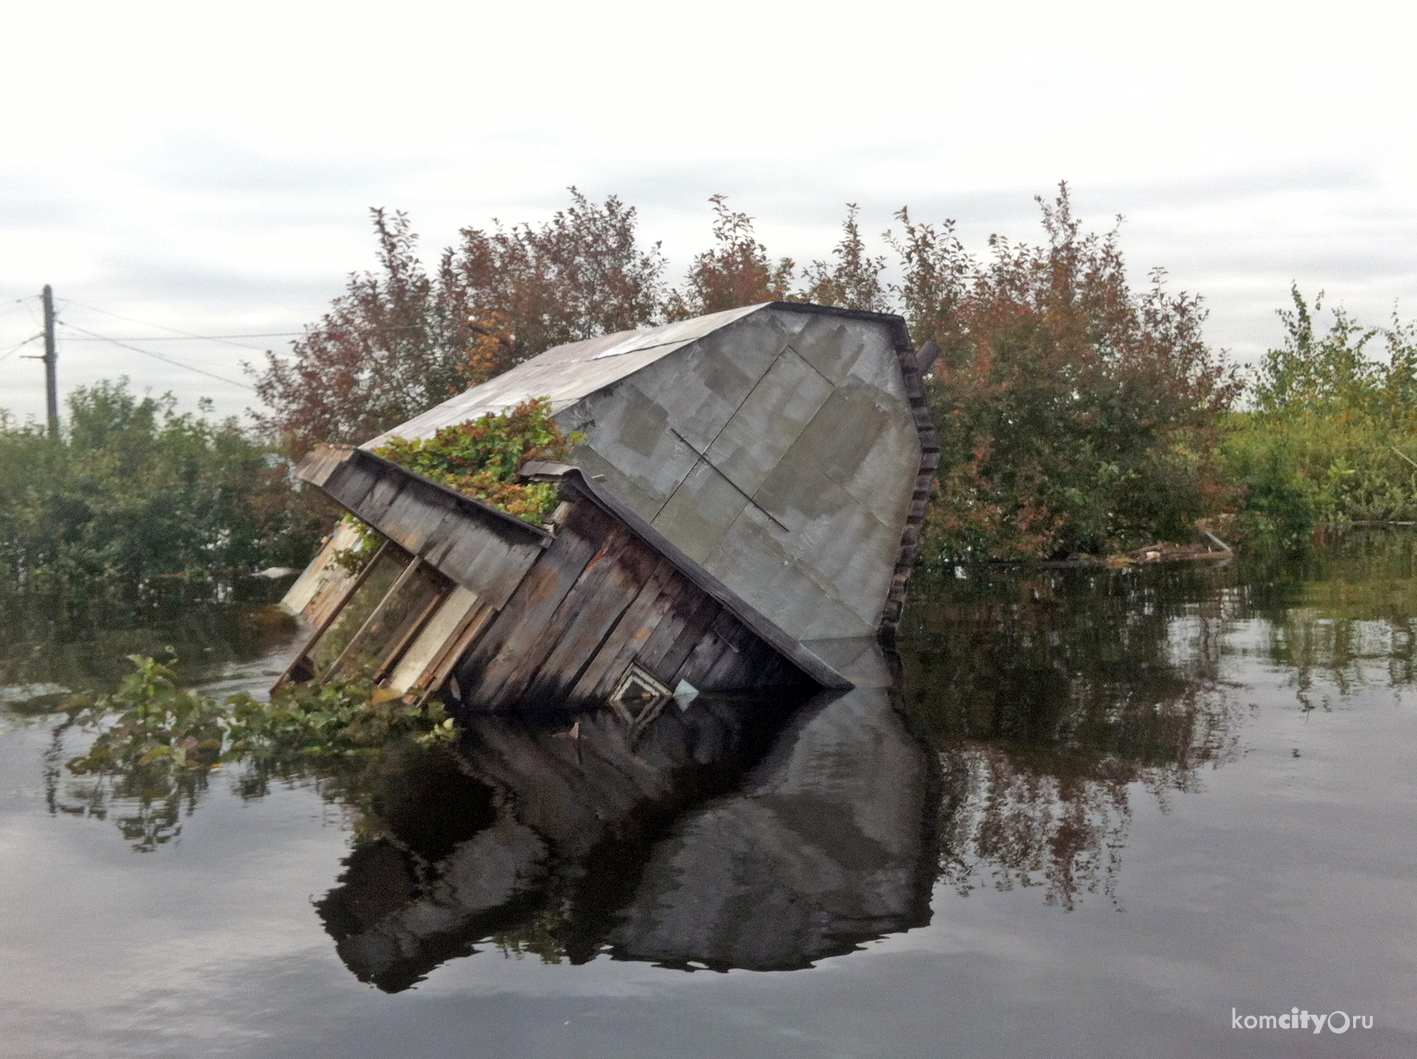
<box><xmin>56</xmin><ymin>322</ymin><xmax>255</xmax><ymax>391</ymax></box>
<box><xmin>0</xmin><ymin>332</ymin><xmax>42</xmax><ymax>365</ymax></box>
<box><xmin>0</xmin><ymin>298</ymin><xmax>36</xmax><ymax>320</ymax></box>
<box><xmin>61</xmin><ymin>298</ymin><xmax>274</xmax><ymax>352</ymax></box>
<box><xmin>61</xmin><ymin>330</ymin><xmax>308</xmax><ymax>342</ymax></box>
<box><xmin>60</xmin><ymin>298</ymin><xmax>432</xmax><ymax>345</ymax></box>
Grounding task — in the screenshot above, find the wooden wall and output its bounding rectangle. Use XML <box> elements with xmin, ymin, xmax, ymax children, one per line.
<box><xmin>297</xmin><ymin>444</ymin><xmax>548</xmax><ymax>610</ymax></box>
<box><xmin>294</xmin><ymin>445</ymin><xmax>843</xmax><ymax>714</ymax></box>
<box><xmin>451</xmin><ymin>496</ymin><xmax>814</xmax><ymax>712</ymax></box>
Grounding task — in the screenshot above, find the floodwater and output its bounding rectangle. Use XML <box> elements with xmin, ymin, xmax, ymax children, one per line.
<box><xmin>2</xmin><ymin>531</ymin><xmax>1416</xmax><ymax>1057</ymax></box>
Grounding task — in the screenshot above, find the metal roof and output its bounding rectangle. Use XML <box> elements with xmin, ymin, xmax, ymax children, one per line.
<box><xmin>361</xmin><ymin>304</ymin><xmax>763</xmax><ymax>450</ymax></box>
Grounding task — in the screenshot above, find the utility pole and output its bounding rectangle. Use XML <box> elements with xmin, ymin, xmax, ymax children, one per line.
<box><xmin>40</xmin><ymin>285</ymin><xmax>58</xmax><ymax>438</ymax></box>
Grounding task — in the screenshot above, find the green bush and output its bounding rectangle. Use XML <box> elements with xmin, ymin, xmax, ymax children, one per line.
<box><xmin>373</xmin><ymin>397</ymin><xmax>579</xmax><ymax>524</ymax></box>
<box><xmin>64</xmin><ymin>654</ymin><xmax>456</xmax><ymax>779</ymax></box>
<box><xmin>1223</xmin><ymin>287</ymin><xmax>1417</xmax><ymax>551</ymax></box>
<box><xmin>0</xmin><ymin>379</ymin><xmax>325</xmax><ymax>605</ymax></box>
<box><xmin>900</xmin><ymin>186</ymin><xmax>1241</xmax><ymax>560</ymax></box>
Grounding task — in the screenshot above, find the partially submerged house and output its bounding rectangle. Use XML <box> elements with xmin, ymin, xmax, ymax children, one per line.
<box><xmin>279</xmin><ymin>302</ymin><xmax>939</xmax><ymax>712</ymax></box>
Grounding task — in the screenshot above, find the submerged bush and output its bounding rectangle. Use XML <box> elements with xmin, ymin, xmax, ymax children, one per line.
<box><xmin>64</xmin><ymin>654</ymin><xmax>456</xmax><ymax>780</ymax></box>
<box><xmin>373</xmin><ymin>397</ymin><xmax>579</xmax><ymax>524</ymax></box>
<box><xmin>1223</xmin><ymin>287</ymin><xmax>1417</xmax><ymax>551</ymax></box>
<box><xmin>0</xmin><ymin>379</ymin><xmax>325</xmax><ymax>609</ymax></box>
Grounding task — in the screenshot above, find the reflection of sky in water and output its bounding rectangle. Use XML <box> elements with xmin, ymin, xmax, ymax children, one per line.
<box><xmin>4</xmin><ymin>530</ymin><xmax>1417</xmax><ymax>1056</ymax></box>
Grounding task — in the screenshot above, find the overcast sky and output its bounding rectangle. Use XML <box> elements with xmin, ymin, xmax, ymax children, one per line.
<box><xmin>2</xmin><ymin>0</ymin><xmax>1414</xmax><ymax>425</ymax></box>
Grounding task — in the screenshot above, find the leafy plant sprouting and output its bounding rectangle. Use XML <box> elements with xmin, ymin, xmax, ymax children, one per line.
<box><xmin>64</xmin><ymin>654</ymin><xmax>457</xmax><ymax>781</ymax></box>
<box><xmin>331</xmin><ymin>515</ymin><xmax>381</xmax><ymax>574</ymax></box>
<box><xmin>64</xmin><ymin>654</ymin><xmax>228</xmax><ymax>773</ymax></box>
<box><xmin>373</xmin><ymin>397</ymin><xmax>581</xmax><ymax>525</ymax></box>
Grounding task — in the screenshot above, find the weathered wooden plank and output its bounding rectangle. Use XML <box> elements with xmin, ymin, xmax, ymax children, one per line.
<box><xmin>622</xmin><ymin>578</ymin><xmax>701</xmax><ymax>683</ymax></box>
<box><xmin>553</xmin><ymin>470</ymin><xmax>849</xmax><ymax>689</ymax></box>
<box><xmin>517</xmin><ymin>534</ymin><xmax>663</xmax><ymax>706</ymax></box>
<box><xmin>301</xmin><ymin>446</ymin><xmax>550</xmax><ymax>546</ymax></box>
<box><xmin>569</xmin><ymin>556</ymin><xmax>682</xmax><ymax>702</ymax></box>
<box><xmin>420</xmin><ymin>516</ymin><xmax>540</xmax><ymax>610</ymax></box>
<box><xmin>677</xmin><ymin>634</ymin><xmax>733</xmax><ymax>689</ymax></box>
<box><xmin>658</xmin><ymin>596</ymin><xmax>725</xmax><ymax>686</ymax></box>
<box><xmin>385</xmin><ymin>585</ymin><xmax>479</xmax><ymax>693</ymax></box>
<box><xmin>291</xmin><ymin>443</ymin><xmax>351</xmax><ymax>488</ymax></box>
<box><xmin>357</xmin><ymin>472</ymin><xmax>406</xmax><ymax>524</ymax></box>
<box><xmin>379</xmin><ymin>485</ymin><xmax>460</xmax><ymax>556</ymax></box>
<box><xmin>454</xmin><ymin>513</ymin><xmax>609</xmax><ymax>706</ymax></box>
<box><xmin>489</xmin><ymin>520</ymin><xmax>641</xmax><ymax>707</ymax></box>
<box><xmin>678</xmin><ymin>610</ymin><xmax>754</xmax><ymax>689</ymax></box>
<box><xmin>701</xmin><ymin>628</ymin><xmax>771</xmax><ymax>689</ymax></box>
<box><xmin>320</xmin><ymin>458</ymin><xmax>380</xmax><ymax>514</ymax></box>
<box><xmin>418</xmin><ymin>600</ymin><xmax>495</xmax><ymax>704</ymax></box>
<box><xmin>733</xmin><ymin>635</ymin><xmax>804</xmax><ymax>690</ymax></box>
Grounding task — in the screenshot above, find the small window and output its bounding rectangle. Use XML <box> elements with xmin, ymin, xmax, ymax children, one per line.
<box><xmin>610</xmin><ymin>664</ymin><xmax>671</xmax><ymax>722</ymax></box>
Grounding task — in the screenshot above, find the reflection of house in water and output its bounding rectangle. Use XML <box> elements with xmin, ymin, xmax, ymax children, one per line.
<box><xmin>316</xmin><ymin>677</ymin><xmax>936</xmax><ymax>990</ymax></box>
<box><xmin>606</xmin><ymin>684</ymin><xmax>935</xmax><ymax>970</ymax></box>
<box><xmin>278</xmin><ymin>303</ymin><xmax>939</xmax><ymax>712</ymax></box>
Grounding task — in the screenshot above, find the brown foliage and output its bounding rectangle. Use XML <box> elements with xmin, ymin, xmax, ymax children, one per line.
<box><xmin>447</xmin><ymin>189</ymin><xmax>667</xmax><ymax>364</ymax></box>
<box><xmin>250</xmin><ymin>191</ymin><xmax>665</xmax><ymax>455</ymax></box>
<box><xmin>249</xmin><ymin>209</ymin><xmax>467</xmax><ymax>455</ymax></box>
<box><xmin>664</xmin><ymin>195</ymin><xmax>796</xmax><ymax>319</ymax></box>
<box><xmin>464</xmin><ymin>312</ymin><xmax>518</xmax><ymax>387</ymax></box>
<box><xmin>904</xmin><ymin>184</ymin><xmax>1243</xmax><ymax>559</ymax></box>
<box><xmin>253</xmin><ymin>187</ymin><xmax>1240</xmax><ymax>562</ymax></box>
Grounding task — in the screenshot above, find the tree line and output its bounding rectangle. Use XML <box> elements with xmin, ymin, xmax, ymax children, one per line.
<box><xmin>5</xmin><ymin>184</ymin><xmax>1414</xmax><ymax>614</ymax></box>
<box><xmin>0</xmin><ymin>382</ymin><xmax>324</xmax><ymax>617</ymax></box>
<box><xmin>246</xmin><ymin>184</ymin><xmax>1289</xmax><ymax>561</ymax></box>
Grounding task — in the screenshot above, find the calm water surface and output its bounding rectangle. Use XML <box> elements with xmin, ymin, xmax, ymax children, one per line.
<box><xmin>2</xmin><ymin>533</ymin><xmax>1416</xmax><ymax>1057</ymax></box>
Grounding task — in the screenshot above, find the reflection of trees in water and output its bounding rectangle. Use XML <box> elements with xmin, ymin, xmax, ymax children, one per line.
<box><xmin>899</xmin><ymin>564</ymin><xmax>1244</xmax><ymax>909</ymax></box>
<box><xmin>1236</xmin><ymin>529</ymin><xmax>1417</xmax><ymax>708</ymax></box>
<box><xmin>39</xmin><ymin>711</ymin><xmax>411</xmax><ymax>852</ymax></box>
<box><xmin>935</xmin><ymin>747</ymin><xmax>1132</xmax><ymax>909</ymax></box>
<box><xmin>42</xmin><ymin>718</ymin><xmax>212</xmax><ymax>851</ymax></box>
<box><xmin>0</xmin><ymin>590</ymin><xmax>296</xmax><ymax>695</ymax></box>
<box><xmin>32</xmin><ymin>530</ymin><xmax>1417</xmax><ymax>978</ymax></box>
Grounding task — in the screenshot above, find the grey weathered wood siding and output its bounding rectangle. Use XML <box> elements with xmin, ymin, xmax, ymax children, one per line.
<box><xmin>298</xmin><ymin>445</ymin><xmax>549</xmax><ymax>610</ymax></box>
<box><xmin>292</xmin><ymin>447</ymin><xmax>843</xmax><ymax>712</ymax></box>
<box><xmin>451</xmin><ymin>491</ymin><xmax>821</xmax><ymax>711</ymax></box>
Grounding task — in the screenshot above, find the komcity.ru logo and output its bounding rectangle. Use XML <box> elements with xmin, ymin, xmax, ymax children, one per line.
<box><xmin>1231</xmin><ymin>1008</ymin><xmax>1374</xmax><ymax>1034</ymax></box>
